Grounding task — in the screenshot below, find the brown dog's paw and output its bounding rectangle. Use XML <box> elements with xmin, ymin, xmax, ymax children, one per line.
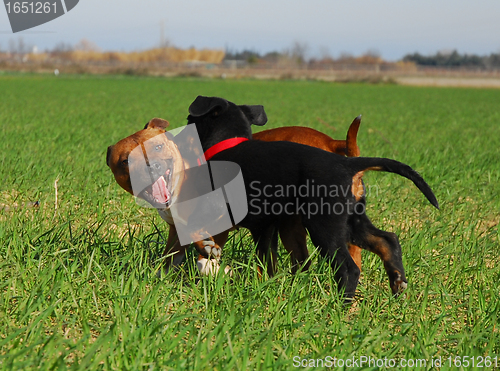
<box><xmin>197</xmin><ymin>256</ymin><xmax>232</xmax><ymax>276</ymax></box>
<box><xmin>223</xmin><ymin>265</ymin><xmax>233</xmax><ymax>276</ymax></box>
<box><xmin>197</xmin><ymin>257</ymin><xmax>221</xmax><ymax>275</ymax></box>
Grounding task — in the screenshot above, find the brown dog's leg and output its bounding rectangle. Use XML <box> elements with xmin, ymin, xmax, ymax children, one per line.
<box><xmin>161</xmin><ymin>225</ymin><xmax>188</xmax><ymax>274</ymax></box>
<box><xmin>347</xmin><ymin>243</ymin><xmax>362</xmax><ymax>272</ymax></box>
<box><xmin>348</xmin><ymin>211</ymin><xmax>407</xmax><ymax>295</ymax></box>
<box><xmin>163</xmin><ymin>227</ymin><xmax>232</xmax><ymax>275</ymax></box>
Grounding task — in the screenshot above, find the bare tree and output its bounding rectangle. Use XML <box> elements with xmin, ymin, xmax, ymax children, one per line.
<box><xmin>319</xmin><ymin>46</ymin><xmax>332</xmax><ymax>61</ymax></box>
<box><xmin>159</xmin><ymin>20</ymin><xmax>171</xmax><ymax>48</ymax></box>
<box><xmin>358</xmin><ymin>49</ymin><xmax>382</xmax><ymax>64</ymax></box>
<box><xmin>338</xmin><ymin>52</ymin><xmax>355</xmax><ymax>63</ymax></box>
<box><xmin>9</xmin><ymin>37</ymin><xmax>31</xmax><ymax>55</ymax></box>
<box><xmin>74</xmin><ymin>39</ymin><xmax>101</xmax><ymax>52</ymax></box>
<box><xmin>9</xmin><ymin>39</ymin><xmax>16</xmax><ymax>54</ymax></box>
<box><xmin>290</xmin><ymin>41</ymin><xmax>309</xmax><ymax>65</ymax></box>
<box><xmin>364</xmin><ymin>48</ymin><xmax>381</xmax><ymax>59</ymax></box>
<box><xmin>52</xmin><ymin>42</ymin><xmax>74</xmax><ymax>53</ymax></box>
<box><xmin>280</xmin><ymin>41</ymin><xmax>310</xmax><ymax>66</ymax></box>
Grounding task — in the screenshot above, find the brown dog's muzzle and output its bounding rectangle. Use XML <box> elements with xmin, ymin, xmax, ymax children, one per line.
<box><xmin>135</xmin><ymin>157</ymin><xmax>175</xmax><ymax>208</ymax></box>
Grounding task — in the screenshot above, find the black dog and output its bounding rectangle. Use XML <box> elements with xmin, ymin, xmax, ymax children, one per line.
<box><xmin>187</xmin><ymin>96</ymin><xmax>439</xmax><ymax>299</ymax></box>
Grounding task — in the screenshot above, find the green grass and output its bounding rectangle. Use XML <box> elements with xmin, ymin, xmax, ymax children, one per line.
<box><xmin>1</xmin><ymin>74</ymin><xmax>499</xmax><ymax>370</ymax></box>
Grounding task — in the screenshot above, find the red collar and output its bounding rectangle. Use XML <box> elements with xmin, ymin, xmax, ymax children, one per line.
<box><xmin>204</xmin><ymin>137</ymin><xmax>249</xmax><ymax>161</ymax></box>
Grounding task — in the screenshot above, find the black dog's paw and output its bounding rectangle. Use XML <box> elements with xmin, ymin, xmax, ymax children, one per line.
<box><xmin>391</xmin><ymin>272</ymin><xmax>408</xmax><ymax>296</ymax></box>
<box><xmin>201</xmin><ymin>239</ymin><xmax>221</xmax><ymax>258</ymax></box>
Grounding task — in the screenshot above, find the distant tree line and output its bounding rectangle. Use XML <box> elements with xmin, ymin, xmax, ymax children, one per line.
<box><xmin>225</xmin><ymin>46</ymin><xmax>500</xmax><ymax>69</ymax></box>
<box><xmin>3</xmin><ymin>37</ymin><xmax>500</xmax><ymax>69</ymax></box>
<box><xmin>403</xmin><ymin>50</ymin><xmax>500</xmax><ymax>69</ymax></box>
<box><xmin>225</xmin><ymin>41</ymin><xmax>309</xmax><ymax>65</ymax></box>
<box><xmin>1</xmin><ymin>38</ymin><xmax>225</xmax><ymax>64</ymax></box>
<box><xmin>224</xmin><ymin>44</ymin><xmax>384</xmax><ymax>66</ymax></box>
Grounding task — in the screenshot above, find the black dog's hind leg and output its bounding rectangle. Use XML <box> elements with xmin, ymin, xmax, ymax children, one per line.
<box><xmin>304</xmin><ymin>218</ymin><xmax>360</xmax><ymax>299</ymax></box>
<box><xmin>278</xmin><ymin>215</ymin><xmax>310</xmax><ymax>274</ymax></box>
<box><xmin>252</xmin><ymin>226</ymin><xmax>279</xmax><ymax>277</ymax></box>
<box><xmin>348</xmin><ymin>210</ymin><xmax>407</xmax><ymax>295</ymax></box>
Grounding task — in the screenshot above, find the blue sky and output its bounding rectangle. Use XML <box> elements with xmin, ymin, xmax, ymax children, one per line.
<box><xmin>1</xmin><ymin>0</ymin><xmax>499</xmax><ymax>60</ymax></box>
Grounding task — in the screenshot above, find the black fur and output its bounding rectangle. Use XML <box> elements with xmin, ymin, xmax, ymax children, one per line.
<box><xmin>187</xmin><ymin>96</ymin><xmax>438</xmax><ymax>298</ymax></box>
<box><xmin>188</xmin><ymin>96</ymin><xmax>267</xmax><ymax>151</ymax></box>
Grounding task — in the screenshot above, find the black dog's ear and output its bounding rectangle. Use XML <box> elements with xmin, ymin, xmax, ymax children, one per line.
<box><xmin>188</xmin><ymin>96</ymin><xmax>229</xmax><ymax>117</ymax></box>
<box><xmin>106</xmin><ymin>145</ymin><xmax>114</xmax><ymax>167</ymax></box>
<box><xmin>144</xmin><ymin>118</ymin><xmax>170</xmax><ymax>130</ymax></box>
<box><xmin>240</xmin><ymin>105</ymin><xmax>267</xmax><ymax>126</ymax></box>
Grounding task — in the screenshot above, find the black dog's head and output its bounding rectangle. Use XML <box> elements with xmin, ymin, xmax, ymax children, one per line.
<box><xmin>187</xmin><ymin>96</ymin><xmax>268</xmax><ymax>150</ymax></box>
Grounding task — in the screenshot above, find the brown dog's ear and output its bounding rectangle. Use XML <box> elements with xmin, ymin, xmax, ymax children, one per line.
<box><xmin>188</xmin><ymin>96</ymin><xmax>229</xmax><ymax>117</ymax></box>
<box><xmin>144</xmin><ymin>118</ymin><xmax>170</xmax><ymax>130</ymax></box>
<box><xmin>240</xmin><ymin>105</ymin><xmax>267</xmax><ymax>126</ymax></box>
<box><xmin>106</xmin><ymin>145</ymin><xmax>114</xmax><ymax>167</ymax></box>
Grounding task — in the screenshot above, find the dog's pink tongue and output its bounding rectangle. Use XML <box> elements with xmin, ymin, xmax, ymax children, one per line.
<box><xmin>152</xmin><ymin>175</ymin><xmax>170</xmax><ymax>204</ymax></box>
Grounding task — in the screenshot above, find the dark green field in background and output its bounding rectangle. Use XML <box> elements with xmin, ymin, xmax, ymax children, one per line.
<box><xmin>1</xmin><ymin>74</ymin><xmax>499</xmax><ymax>370</ymax></box>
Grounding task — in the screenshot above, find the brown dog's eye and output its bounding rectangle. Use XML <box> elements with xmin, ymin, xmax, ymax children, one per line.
<box><xmin>154</xmin><ymin>144</ymin><xmax>163</xmax><ymax>151</ymax></box>
<box><xmin>122</xmin><ymin>159</ymin><xmax>129</xmax><ymax>166</ymax></box>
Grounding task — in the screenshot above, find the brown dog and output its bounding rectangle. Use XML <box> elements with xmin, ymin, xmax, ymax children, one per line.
<box><xmin>107</xmin><ymin>117</ymin><xmax>363</xmax><ymax>275</ymax></box>
<box><xmin>253</xmin><ymin>123</ymin><xmax>360</xmax><ymax>157</ymax></box>
<box><xmin>106</xmin><ymin>118</ymin><xmax>228</xmax><ymax>265</ymax></box>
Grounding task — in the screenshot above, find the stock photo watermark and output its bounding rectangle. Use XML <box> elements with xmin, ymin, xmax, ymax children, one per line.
<box><xmin>3</xmin><ymin>0</ymin><xmax>79</xmax><ymax>33</ymax></box>
<box><xmin>248</xmin><ymin>179</ymin><xmax>380</xmax><ymax>218</ymax></box>
<box><xmin>292</xmin><ymin>355</ymin><xmax>499</xmax><ymax>369</ymax></box>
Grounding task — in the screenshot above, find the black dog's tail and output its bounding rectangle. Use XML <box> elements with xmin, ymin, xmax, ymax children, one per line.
<box><xmin>346</xmin><ymin>157</ymin><xmax>439</xmax><ymax>209</ymax></box>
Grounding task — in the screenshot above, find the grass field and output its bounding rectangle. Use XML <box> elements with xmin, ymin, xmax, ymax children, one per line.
<box><xmin>0</xmin><ymin>74</ymin><xmax>499</xmax><ymax>370</ymax></box>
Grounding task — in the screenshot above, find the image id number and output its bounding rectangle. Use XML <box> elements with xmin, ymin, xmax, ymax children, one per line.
<box><xmin>447</xmin><ymin>356</ymin><xmax>498</xmax><ymax>368</ymax></box>
<box><xmin>5</xmin><ymin>2</ymin><xmax>57</xmax><ymax>14</ymax></box>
